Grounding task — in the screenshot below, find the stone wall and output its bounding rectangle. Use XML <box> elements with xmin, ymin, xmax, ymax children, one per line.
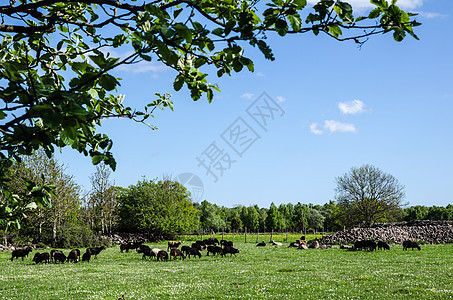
<box><xmin>318</xmin><ymin>220</ymin><xmax>453</xmax><ymax>245</ymax></box>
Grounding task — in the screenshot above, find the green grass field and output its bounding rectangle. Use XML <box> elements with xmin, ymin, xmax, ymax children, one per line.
<box><xmin>1</xmin><ymin>241</ymin><xmax>452</xmax><ymax>299</ymax></box>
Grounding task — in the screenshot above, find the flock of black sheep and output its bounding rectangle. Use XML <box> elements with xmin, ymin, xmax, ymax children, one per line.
<box><xmin>10</xmin><ymin>246</ymin><xmax>106</xmax><ymax>264</ymax></box>
<box><xmin>120</xmin><ymin>238</ymin><xmax>240</xmax><ymax>261</ymax></box>
<box><xmin>9</xmin><ymin>237</ymin><xmax>422</xmax><ymax>264</ymax></box>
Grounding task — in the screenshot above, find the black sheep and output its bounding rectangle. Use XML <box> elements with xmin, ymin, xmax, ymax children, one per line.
<box><xmin>187</xmin><ymin>248</ymin><xmax>202</xmax><ymax>259</ymax></box>
<box><xmin>377</xmin><ymin>241</ymin><xmax>390</xmax><ymax>250</ymax></box>
<box><xmin>87</xmin><ymin>246</ymin><xmax>106</xmax><ymax>258</ymax></box>
<box><xmin>403</xmin><ymin>240</ymin><xmax>421</xmax><ymax>251</ymax></box>
<box><xmin>33</xmin><ymin>252</ymin><xmax>50</xmax><ymax>264</ymax></box>
<box><xmin>67</xmin><ymin>249</ymin><xmax>80</xmax><ymax>263</ymax></box>
<box><xmin>180</xmin><ymin>246</ymin><xmax>191</xmax><ymax>256</ymax></box>
<box><xmin>170</xmin><ymin>248</ymin><xmax>186</xmax><ymax>260</ymax></box>
<box><xmin>82</xmin><ymin>250</ymin><xmax>92</xmax><ymax>262</ymax></box>
<box><xmin>223</xmin><ymin>246</ymin><xmax>240</xmax><ymax>256</ymax></box>
<box><xmin>53</xmin><ymin>252</ymin><xmax>66</xmax><ymax>263</ymax></box>
<box><xmin>191</xmin><ymin>243</ymin><xmax>202</xmax><ymax>251</ymax></box>
<box><xmin>207</xmin><ymin>245</ymin><xmax>223</xmax><ymax>256</ymax></box>
<box><xmin>256</xmin><ymin>241</ymin><xmax>266</xmax><ymax>247</ymax></box>
<box><xmin>138</xmin><ymin>244</ymin><xmax>151</xmax><ymax>255</ymax></box>
<box><xmin>50</xmin><ymin>250</ymin><xmax>64</xmax><ymax>263</ymax></box>
<box><xmin>157</xmin><ymin>250</ymin><xmax>169</xmax><ymax>261</ymax></box>
<box><xmin>11</xmin><ymin>247</ymin><xmax>33</xmax><ymax>261</ymax></box>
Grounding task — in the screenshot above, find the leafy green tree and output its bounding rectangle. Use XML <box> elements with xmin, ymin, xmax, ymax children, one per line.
<box><xmin>0</xmin><ymin>0</ymin><xmax>420</xmax><ymax>227</ymax></box>
<box><xmin>230</xmin><ymin>210</ymin><xmax>243</xmax><ymax>231</ymax></box>
<box><xmin>278</xmin><ymin>204</ymin><xmax>289</xmax><ymax>231</ymax></box>
<box><xmin>404</xmin><ymin>205</ymin><xmax>429</xmax><ymax>221</ymax></box>
<box><xmin>246</xmin><ymin>206</ymin><xmax>261</xmax><ymax>232</ymax></box>
<box><xmin>293</xmin><ymin>202</ymin><xmax>309</xmax><ymax>232</ymax></box>
<box><xmin>4</xmin><ymin>150</ymin><xmax>90</xmax><ymax>247</ymax></box>
<box><xmin>197</xmin><ymin>200</ymin><xmax>225</xmax><ymax>231</ymax></box>
<box><xmin>307</xmin><ymin>207</ymin><xmax>325</xmax><ymax>232</ymax></box>
<box><xmin>265</xmin><ymin>202</ymin><xmax>280</xmax><ymax>231</ymax></box>
<box><xmin>426</xmin><ymin>206</ymin><xmax>453</xmax><ymax>221</ymax></box>
<box><xmin>117</xmin><ymin>178</ymin><xmax>197</xmax><ymax>239</ymax></box>
<box><xmin>335</xmin><ymin>164</ymin><xmax>406</xmax><ymax>227</ymax></box>
<box><xmin>322</xmin><ymin>200</ymin><xmax>342</xmax><ymax>232</ymax></box>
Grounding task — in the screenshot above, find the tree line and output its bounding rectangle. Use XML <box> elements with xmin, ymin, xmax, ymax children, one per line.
<box><xmin>1</xmin><ymin>152</ymin><xmax>452</xmax><ymax>248</ymax></box>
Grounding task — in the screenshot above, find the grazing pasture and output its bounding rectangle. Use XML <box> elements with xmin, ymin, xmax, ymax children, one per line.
<box><xmin>1</xmin><ymin>243</ymin><xmax>452</xmax><ymax>299</ymax></box>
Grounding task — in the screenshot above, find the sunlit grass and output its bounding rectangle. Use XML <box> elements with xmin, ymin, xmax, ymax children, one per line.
<box><xmin>1</xmin><ymin>242</ymin><xmax>452</xmax><ymax>299</ymax></box>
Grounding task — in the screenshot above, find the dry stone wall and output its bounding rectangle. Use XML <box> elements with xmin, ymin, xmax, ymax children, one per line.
<box><xmin>319</xmin><ymin>220</ymin><xmax>453</xmax><ymax>245</ymax></box>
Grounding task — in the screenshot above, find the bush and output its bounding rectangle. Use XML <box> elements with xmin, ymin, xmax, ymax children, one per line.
<box><xmin>49</xmin><ymin>225</ymin><xmax>105</xmax><ymax>248</ymax></box>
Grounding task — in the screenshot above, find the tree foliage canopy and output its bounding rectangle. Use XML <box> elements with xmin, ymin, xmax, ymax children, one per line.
<box><xmin>335</xmin><ymin>164</ymin><xmax>406</xmax><ymax>227</ymax></box>
<box><xmin>116</xmin><ymin>178</ymin><xmax>197</xmax><ymax>239</ymax></box>
<box><xmin>0</xmin><ymin>0</ymin><xmax>420</xmax><ymax>226</ymax></box>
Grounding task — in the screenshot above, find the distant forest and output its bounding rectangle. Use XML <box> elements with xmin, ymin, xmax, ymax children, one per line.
<box><xmin>2</xmin><ymin>151</ymin><xmax>452</xmax><ymax>248</ymax></box>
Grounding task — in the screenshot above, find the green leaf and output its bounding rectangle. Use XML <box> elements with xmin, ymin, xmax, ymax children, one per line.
<box><xmin>207</xmin><ymin>89</ymin><xmax>213</xmax><ymax>103</ymax></box>
<box><xmin>328</xmin><ymin>25</ymin><xmax>342</xmax><ymax>38</ymax></box>
<box><xmin>275</xmin><ymin>19</ymin><xmax>288</xmax><ymax>36</ymax></box>
<box><xmin>92</xmin><ymin>154</ymin><xmax>105</xmax><ymax>165</ymax></box>
<box><xmin>99</xmin><ymin>74</ymin><xmax>118</xmax><ymax>91</ymax></box>
<box><xmin>60</xmin><ymin>130</ymin><xmax>75</xmax><ymax>145</ymax></box>
<box><xmin>368</xmin><ymin>8</ymin><xmax>381</xmax><ymax>19</ymax></box>
<box><xmin>292</xmin><ymin>0</ymin><xmax>307</xmax><ymax>9</ymax></box>
<box><xmin>212</xmin><ymin>28</ymin><xmax>224</xmax><ymax>37</ymax></box>
<box><xmin>173</xmin><ymin>75</ymin><xmax>184</xmax><ymax>91</ymax></box>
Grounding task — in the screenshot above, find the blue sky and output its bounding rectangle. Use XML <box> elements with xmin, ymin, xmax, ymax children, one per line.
<box><xmin>56</xmin><ymin>0</ymin><xmax>453</xmax><ymax>208</ymax></box>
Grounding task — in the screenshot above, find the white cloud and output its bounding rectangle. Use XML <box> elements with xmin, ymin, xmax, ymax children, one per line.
<box><xmin>241</xmin><ymin>93</ymin><xmax>255</xmax><ymax>100</ymax></box>
<box><xmin>102</xmin><ymin>49</ymin><xmax>167</xmax><ymax>74</ymax></box>
<box><xmin>417</xmin><ymin>11</ymin><xmax>448</xmax><ymax>19</ymax></box>
<box><xmin>307</xmin><ymin>0</ymin><xmax>424</xmax><ymax>11</ymax></box>
<box><xmin>310</xmin><ymin>120</ymin><xmax>357</xmax><ymax>135</ymax></box>
<box><xmin>324</xmin><ymin>120</ymin><xmax>357</xmax><ymax>133</ymax></box>
<box><xmin>276</xmin><ymin>96</ymin><xmax>286</xmax><ymax>103</ymax></box>
<box><xmin>338</xmin><ymin>100</ymin><xmax>366</xmax><ymax>115</ymax></box>
<box><xmin>310</xmin><ymin>123</ymin><xmax>323</xmax><ymax>135</ymax></box>
<box><xmin>255</xmin><ymin>72</ymin><xmax>265</xmax><ymax>77</ymax></box>
<box><xmin>116</xmin><ymin>61</ymin><xmax>167</xmax><ymax>74</ymax></box>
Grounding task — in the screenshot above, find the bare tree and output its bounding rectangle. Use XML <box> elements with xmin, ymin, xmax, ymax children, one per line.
<box><xmin>335</xmin><ymin>164</ymin><xmax>406</xmax><ymax>227</ymax></box>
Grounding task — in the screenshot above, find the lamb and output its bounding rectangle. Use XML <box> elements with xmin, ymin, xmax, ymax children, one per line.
<box><xmin>143</xmin><ymin>248</ymin><xmax>161</xmax><ymax>260</ymax></box>
<box><xmin>271</xmin><ymin>240</ymin><xmax>282</xmax><ymax>246</ymax></box>
<box><xmin>67</xmin><ymin>249</ymin><xmax>80</xmax><ymax>263</ymax></box>
<box><xmin>403</xmin><ymin>240</ymin><xmax>421</xmax><ymax>251</ymax></box>
<box><xmin>157</xmin><ymin>250</ymin><xmax>169</xmax><ymax>261</ymax></box>
<box><xmin>170</xmin><ymin>248</ymin><xmax>186</xmax><ymax>260</ymax></box>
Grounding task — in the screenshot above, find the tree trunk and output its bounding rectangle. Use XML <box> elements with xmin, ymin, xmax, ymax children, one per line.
<box><xmin>53</xmin><ymin>220</ymin><xmax>57</xmax><ymax>242</ymax></box>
